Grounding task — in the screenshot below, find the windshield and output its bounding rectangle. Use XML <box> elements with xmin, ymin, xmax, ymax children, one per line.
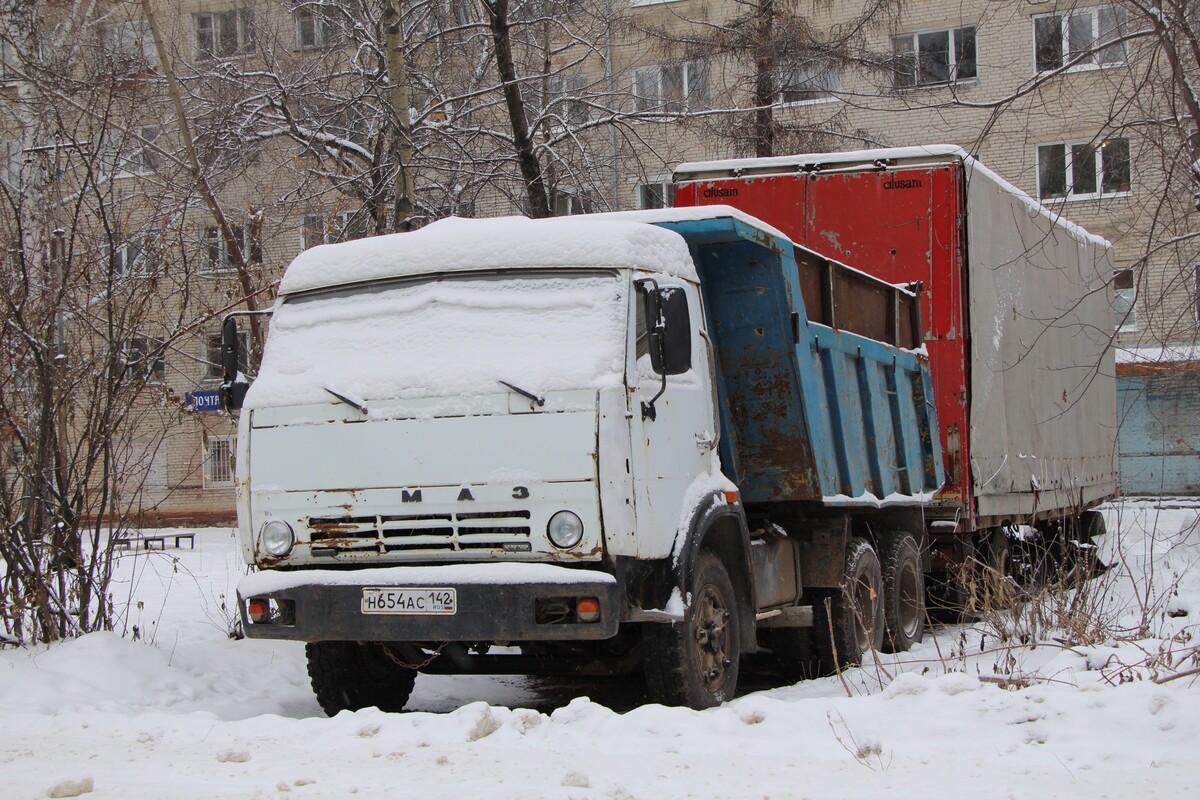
<box><xmin>245</xmin><ymin>270</ymin><xmax>626</xmax><ymax>409</ymax></box>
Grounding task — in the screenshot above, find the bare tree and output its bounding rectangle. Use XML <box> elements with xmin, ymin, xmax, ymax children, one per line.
<box><xmin>0</xmin><ymin>1</ymin><xmax>280</xmax><ymax>643</ymax></box>
<box><xmin>187</xmin><ymin>0</ymin><xmax>687</xmax><ymax>224</ymax></box>
<box><xmin>634</xmin><ymin>0</ymin><xmax>904</xmax><ymax>158</ymax></box>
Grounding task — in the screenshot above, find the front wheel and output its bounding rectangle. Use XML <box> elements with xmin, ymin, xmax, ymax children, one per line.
<box><xmin>643</xmin><ymin>551</ymin><xmax>741</xmax><ymax>709</ymax></box>
<box><xmin>306</xmin><ymin>641</ymin><xmax>418</xmax><ymax>716</ymax></box>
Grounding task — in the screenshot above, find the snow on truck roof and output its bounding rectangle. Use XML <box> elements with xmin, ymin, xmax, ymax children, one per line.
<box><xmin>581</xmin><ymin>204</ymin><xmax>793</xmax><ymax>243</ymax></box>
<box><xmin>278</xmin><ymin>214</ymin><xmax>700</xmax><ymax>296</ymax></box>
<box><xmin>675</xmin><ymin>144</ymin><xmax>972</xmax><ymax>176</ymax></box>
<box><xmin>675</xmin><ymin>144</ymin><xmax>1111</xmax><ymax>250</ymax></box>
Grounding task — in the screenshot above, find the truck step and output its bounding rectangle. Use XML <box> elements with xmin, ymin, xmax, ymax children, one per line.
<box><xmin>756</xmin><ymin>606</ymin><xmax>813</xmax><ymax>628</ymax></box>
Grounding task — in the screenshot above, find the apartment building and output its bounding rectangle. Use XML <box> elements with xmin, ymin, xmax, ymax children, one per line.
<box><xmin>0</xmin><ymin>0</ymin><xmax>1194</xmax><ymax>523</ymax></box>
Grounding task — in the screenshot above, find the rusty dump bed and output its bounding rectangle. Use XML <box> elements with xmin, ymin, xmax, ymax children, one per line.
<box><xmin>656</xmin><ymin>215</ymin><xmax>944</xmax><ymax>506</ymax></box>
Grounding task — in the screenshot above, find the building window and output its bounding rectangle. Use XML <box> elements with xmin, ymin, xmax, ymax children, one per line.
<box><xmin>194</xmin><ymin>10</ymin><xmax>256</xmax><ymax>61</ymax></box>
<box><xmin>549</xmin><ymin>73</ymin><xmax>590</xmax><ymax>126</ymax></box>
<box><xmin>633</xmin><ymin>60</ymin><xmax>709</xmax><ymax>113</ymax></box>
<box><xmin>205</xmin><ymin>332</ymin><xmax>247</xmax><ymax>380</ymax></box>
<box><xmin>110</xmin><ymin>231</ymin><xmax>158</xmax><ymax>278</ymax></box>
<box><xmin>293</xmin><ymin>3</ymin><xmax>339</xmax><ymax>49</ymax></box>
<box><xmin>777</xmin><ymin>59</ymin><xmax>841</xmax><ymax>104</ymax></box>
<box><xmin>1195</xmin><ymin>265</ymin><xmax>1200</xmax><ymax>326</ymax></box>
<box><xmin>316</xmin><ymin>104</ymin><xmax>370</xmax><ymax>147</ymax></box>
<box><xmin>300</xmin><ymin>209</ymin><xmax>371</xmax><ymax>249</ymax></box>
<box><xmin>335</xmin><ymin>210</ymin><xmax>372</xmax><ymax>240</ymax></box>
<box><xmin>1</xmin><ymin>139</ymin><xmax>20</xmax><ymax>186</ymax></box>
<box><xmin>551</xmin><ymin>190</ymin><xmax>593</xmax><ymax>216</ymax></box>
<box><xmin>552</xmin><ymin>0</ymin><xmax>586</xmax><ymax>15</ymax></box>
<box><xmin>204</xmin><ymin>222</ymin><xmax>262</xmax><ymax>271</ymax></box>
<box><xmin>300</xmin><ymin>212</ymin><xmax>324</xmax><ymax>250</ymax></box>
<box><xmin>636</xmin><ymin>180</ymin><xmax>674</xmax><ymax>209</ymax></box>
<box><xmin>124</xmin><ymin>337</ymin><xmax>165</xmax><ymax>382</ymax></box>
<box><xmin>0</xmin><ymin>39</ymin><xmax>16</xmax><ymax>80</ymax></box>
<box><xmin>1034</xmin><ymin>5</ymin><xmax>1127</xmax><ymax>73</ymax></box>
<box><xmin>517</xmin><ymin>190</ymin><xmax>591</xmax><ymax>216</ymax></box>
<box><xmin>426</xmin><ymin>0</ymin><xmax>478</xmax><ymax>29</ymax></box>
<box><xmin>422</xmin><ymin>203</ymin><xmax>474</xmax><ymax>227</ymax></box>
<box><xmin>101</xmin><ymin>20</ymin><xmax>157</xmax><ymax>72</ymax></box>
<box><xmin>892</xmin><ymin>25</ymin><xmax>977</xmax><ymax>88</ymax></box>
<box><xmin>1113</xmin><ymin>268</ymin><xmax>1136</xmax><ymax>332</ymax></box>
<box><xmin>204</xmin><ymin>435</ymin><xmax>235</xmax><ymax>488</ymax></box>
<box><xmin>1037</xmin><ymin>138</ymin><xmax>1130</xmax><ymax>199</ymax></box>
<box><xmin>102</xmin><ymin>126</ymin><xmax>160</xmax><ymax>177</ymax></box>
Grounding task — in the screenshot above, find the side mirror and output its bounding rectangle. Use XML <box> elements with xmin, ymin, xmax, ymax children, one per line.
<box><xmin>655</xmin><ymin>287</ymin><xmax>692</xmax><ymax>376</ymax></box>
<box><xmin>636</xmin><ymin>279</ymin><xmax>693</xmax><ymax>421</ymax></box>
<box><xmin>220</xmin><ymin>316</ymin><xmax>249</xmax><ymax>413</ymax></box>
<box><xmin>221</xmin><ymin>316</ymin><xmax>240</xmax><ymax>383</ymax></box>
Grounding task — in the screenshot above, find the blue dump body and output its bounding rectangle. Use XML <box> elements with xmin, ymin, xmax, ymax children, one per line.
<box><xmin>654</xmin><ymin>216</ymin><xmax>944</xmax><ymax>506</ymax></box>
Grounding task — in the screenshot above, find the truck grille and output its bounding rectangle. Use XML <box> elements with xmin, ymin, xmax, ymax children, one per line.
<box><xmin>307</xmin><ymin>510</ymin><xmax>532</xmax><ymax>554</ymax></box>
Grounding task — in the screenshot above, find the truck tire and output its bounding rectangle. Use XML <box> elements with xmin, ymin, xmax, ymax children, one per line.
<box><xmin>643</xmin><ymin>551</ymin><xmax>740</xmax><ymax>709</ymax></box>
<box><xmin>986</xmin><ymin>528</ymin><xmax>1020</xmax><ymax>604</ymax></box>
<box><xmin>880</xmin><ymin>533</ymin><xmax>925</xmax><ymax>653</ymax></box>
<box><xmin>813</xmin><ymin>537</ymin><xmax>885</xmax><ymax>672</ymax></box>
<box><xmin>1077</xmin><ymin>510</ymin><xmax>1108</xmax><ymax>578</ymax></box>
<box><xmin>306</xmin><ymin>641</ymin><xmax>417</xmax><ymax>716</ymax></box>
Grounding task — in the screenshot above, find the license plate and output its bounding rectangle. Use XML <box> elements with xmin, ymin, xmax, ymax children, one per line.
<box><xmin>361</xmin><ymin>587</ymin><xmax>457</xmax><ymax>615</ymax></box>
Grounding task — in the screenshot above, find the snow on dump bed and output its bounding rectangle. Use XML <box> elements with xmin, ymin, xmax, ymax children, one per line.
<box><xmin>245</xmin><ymin>272</ymin><xmax>627</xmax><ymax>409</ymax></box>
<box><xmin>278</xmin><ymin>215</ymin><xmax>697</xmax><ymax>296</ymax></box>
<box><xmin>580</xmin><ymin>204</ymin><xmax>793</xmax><ymax>245</ymax></box>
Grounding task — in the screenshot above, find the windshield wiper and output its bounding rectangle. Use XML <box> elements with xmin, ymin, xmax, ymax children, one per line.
<box><xmin>499</xmin><ymin>380</ymin><xmax>545</xmax><ymax>407</ymax></box>
<box><xmin>324</xmin><ymin>387</ymin><xmax>369</xmax><ymax>416</ymax></box>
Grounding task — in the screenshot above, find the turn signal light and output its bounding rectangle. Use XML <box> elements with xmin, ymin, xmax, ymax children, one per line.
<box><xmin>576</xmin><ymin>597</ymin><xmax>601</xmax><ymax>623</ymax></box>
<box><xmin>724</xmin><ymin>490</ymin><xmax>740</xmax><ymax>504</ymax></box>
<box><xmin>247</xmin><ymin>598</ymin><xmax>269</xmax><ymax>623</ymax></box>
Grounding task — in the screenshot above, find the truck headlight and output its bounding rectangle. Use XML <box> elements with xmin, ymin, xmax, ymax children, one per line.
<box><xmin>547</xmin><ymin>511</ymin><xmax>583</xmax><ymax>550</ymax></box>
<box><xmin>260</xmin><ymin>520</ymin><xmax>295</xmax><ymax>557</ymax></box>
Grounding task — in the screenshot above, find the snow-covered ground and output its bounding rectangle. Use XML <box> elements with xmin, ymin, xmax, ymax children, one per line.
<box><xmin>2</xmin><ymin>500</ymin><xmax>1197</xmax><ymax>799</ymax></box>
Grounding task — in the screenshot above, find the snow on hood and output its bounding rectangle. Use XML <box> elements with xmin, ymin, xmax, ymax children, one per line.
<box><xmin>279</xmin><ymin>215</ymin><xmax>698</xmax><ymax>296</ymax></box>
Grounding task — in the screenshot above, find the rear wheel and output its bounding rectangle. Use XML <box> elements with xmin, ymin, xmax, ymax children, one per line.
<box><xmin>814</xmin><ymin>537</ymin><xmax>885</xmax><ymax>672</ymax></box>
<box><xmin>881</xmin><ymin>533</ymin><xmax>925</xmax><ymax>653</ymax></box>
<box><xmin>983</xmin><ymin>529</ymin><xmax>1018</xmax><ymax>606</ymax></box>
<box><xmin>306</xmin><ymin>641</ymin><xmax>418</xmax><ymax>716</ymax></box>
<box><xmin>644</xmin><ymin>551</ymin><xmax>741</xmax><ymax>708</ymax></box>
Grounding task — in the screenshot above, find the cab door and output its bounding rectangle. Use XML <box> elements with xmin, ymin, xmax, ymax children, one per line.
<box><xmin>627</xmin><ymin>276</ymin><xmax>716</xmax><ymax>560</ymax></box>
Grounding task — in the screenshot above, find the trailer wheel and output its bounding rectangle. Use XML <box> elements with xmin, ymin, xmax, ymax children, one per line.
<box><xmin>1076</xmin><ymin>510</ymin><xmax>1108</xmax><ymax>578</ymax></box>
<box><xmin>643</xmin><ymin>551</ymin><xmax>740</xmax><ymax>708</ymax></box>
<box><xmin>881</xmin><ymin>533</ymin><xmax>925</xmax><ymax>653</ymax></box>
<box><xmin>969</xmin><ymin>532</ymin><xmax>1017</xmax><ymax>614</ymax></box>
<box><xmin>814</xmin><ymin>537</ymin><xmax>885</xmax><ymax>671</ymax></box>
<box><xmin>306</xmin><ymin>641</ymin><xmax>417</xmax><ymax>716</ymax></box>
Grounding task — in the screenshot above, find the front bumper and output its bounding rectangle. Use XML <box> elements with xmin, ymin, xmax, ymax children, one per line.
<box><xmin>237</xmin><ymin>563</ymin><xmax>621</xmax><ymax>642</ymax></box>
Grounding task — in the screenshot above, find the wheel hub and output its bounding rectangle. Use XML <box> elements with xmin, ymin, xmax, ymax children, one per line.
<box><xmin>693</xmin><ymin>584</ymin><xmax>730</xmax><ymax>691</ymax></box>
